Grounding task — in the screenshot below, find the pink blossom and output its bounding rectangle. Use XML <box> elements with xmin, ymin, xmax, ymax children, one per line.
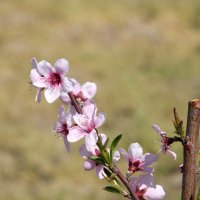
<box><xmin>79</xmin><ymin>134</ymin><xmax>120</xmax><ymax>179</ymax></box>
<box><xmin>53</xmin><ymin>105</ymin><xmax>75</xmax><ymax>152</ymax></box>
<box><xmin>67</xmin><ymin>101</ymin><xmax>106</xmax><ymax>150</ymax></box>
<box><xmin>30</xmin><ymin>57</ymin><xmax>73</xmax><ymax>103</ymax></box>
<box><xmin>60</xmin><ymin>79</ymin><xmax>97</xmax><ymax>105</ymax></box>
<box><xmin>130</xmin><ymin>173</ymin><xmax>165</xmax><ymax>200</ymax></box>
<box><xmin>119</xmin><ymin>143</ymin><xmax>157</xmax><ymax>174</ymax></box>
<box><xmin>152</xmin><ymin>124</ymin><xmax>177</xmax><ymax>160</ymax></box>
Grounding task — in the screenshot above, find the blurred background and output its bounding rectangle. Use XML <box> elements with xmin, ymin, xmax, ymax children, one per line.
<box><xmin>1</xmin><ymin>0</ymin><xmax>200</xmax><ymax>199</ymax></box>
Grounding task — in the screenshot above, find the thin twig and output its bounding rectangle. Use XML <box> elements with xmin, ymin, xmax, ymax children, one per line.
<box><xmin>68</xmin><ymin>92</ymin><xmax>82</xmax><ymax>114</ymax></box>
<box><xmin>112</xmin><ymin>165</ymin><xmax>139</xmax><ymax>200</ymax></box>
<box><xmin>182</xmin><ymin>99</ymin><xmax>200</xmax><ymax>200</ymax></box>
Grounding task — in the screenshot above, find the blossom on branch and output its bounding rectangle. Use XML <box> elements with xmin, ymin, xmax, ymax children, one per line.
<box><xmin>152</xmin><ymin>124</ymin><xmax>177</xmax><ymax>160</ymax></box>
<box><xmin>119</xmin><ymin>143</ymin><xmax>157</xmax><ymax>174</ymax></box>
<box><xmin>130</xmin><ymin>173</ymin><xmax>165</xmax><ymax>200</ymax></box>
<box><xmin>80</xmin><ymin>134</ymin><xmax>120</xmax><ymax>179</ymax></box>
<box><xmin>67</xmin><ymin>100</ymin><xmax>106</xmax><ymax>150</ymax></box>
<box><xmin>53</xmin><ymin>105</ymin><xmax>75</xmax><ymax>152</ymax></box>
<box><xmin>30</xmin><ymin>57</ymin><xmax>73</xmax><ymax>103</ymax></box>
<box><xmin>60</xmin><ymin>79</ymin><xmax>97</xmax><ymax>106</ymax></box>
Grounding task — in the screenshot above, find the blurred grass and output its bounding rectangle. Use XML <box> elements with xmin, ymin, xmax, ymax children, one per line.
<box><xmin>1</xmin><ymin>0</ymin><xmax>200</xmax><ymax>199</ymax></box>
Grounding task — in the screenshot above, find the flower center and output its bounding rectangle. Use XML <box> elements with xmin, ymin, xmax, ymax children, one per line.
<box><xmin>128</xmin><ymin>160</ymin><xmax>141</xmax><ymax>173</ymax></box>
<box><xmin>56</xmin><ymin>123</ymin><xmax>68</xmax><ymax>136</ymax></box>
<box><xmin>49</xmin><ymin>73</ymin><xmax>61</xmax><ymax>87</ymax></box>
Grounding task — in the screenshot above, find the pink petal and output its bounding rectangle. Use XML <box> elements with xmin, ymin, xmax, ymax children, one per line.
<box><xmin>55</xmin><ymin>58</ymin><xmax>69</xmax><ymax>75</ymax></box>
<box><xmin>100</xmin><ymin>134</ymin><xmax>107</xmax><ymax>145</ymax></box>
<box><xmin>83</xmin><ymin>159</ymin><xmax>96</xmax><ymax>170</ymax></box>
<box><xmin>57</xmin><ymin>105</ymin><xmax>66</xmax><ymax>123</ymax></box>
<box><xmin>113</xmin><ymin>150</ymin><xmax>120</xmax><ymax>162</ymax></box>
<box><xmin>61</xmin><ymin>77</ymin><xmax>74</xmax><ymax>93</ymax></box>
<box><xmin>95</xmin><ymin>112</ymin><xmax>106</xmax><ymax>128</ymax></box>
<box><xmin>119</xmin><ymin>148</ymin><xmax>129</xmax><ymax>162</ymax></box>
<box><xmin>152</xmin><ymin>124</ymin><xmax>166</xmax><ymax>136</ymax></box>
<box><xmin>96</xmin><ymin>165</ymin><xmax>106</xmax><ymax>179</ymax></box>
<box><xmin>167</xmin><ymin>149</ymin><xmax>177</xmax><ymax>160</ymax></box>
<box><xmin>143</xmin><ymin>153</ymin><xmax>158</xmax><ymax>166</ymax></box>
<box><xmin>128</xmin><ymin>143</ymin><xmax>143</xmax><ymax>161</ymax></box>
<box><xmin>144</xmin><ymin>185</ymin><xmax>165</xmax><ymax>200</ymax></box>
<box><xmin>85</xmin><ymin>130</ymin><xmax>98</xmax><ymax>152</ymax></box>
<box><xmin>81</xmin><ymin>82</ymin><xmax>97</xmax><ymax>99</ymax></box>
<box><xmin>44</xmin><ymin>87</ymin><xmax>60</xmax><ymax>103</ymax></box>
<box><xmin>82</xmin><ymin>100</ymin><xmax>96</xmax><ymax>123</ymax></box>
<box><xmin>60</xmin><ymin>92</ymin><xmax>71</xmax><ymax>104</ymax></box>
<box><xmin>63</xmin><ymin>135</ymin><xmax>70</xmax><ymax>152</ymax></box>
<box><xmin>67</xmin><ymin>126</ymin><xmax>86</xmax><ymax>142</ymax></box>
<box><xmin>35</xmin><ymin>88</ymin><xmax>43</xmax><ymax>103</ymax></box>
<box><xmin>79</xmin><ymin>145</ymin><xmax>92</xmax><ymax>157</ymax></box>
<box><xmin>70</xmin><ymin>79</ymin><xmax>81</xmax><ymax>95</ymax></box>
<box><xmin>37</xmin><ymin>60</ymin><xmax>54</xmax><ymax>76</ymax></box>
<box><xmin>31</xmin><ymin>57</ymin><xmax>38</xmax><ymax>69</ymax></box>
<box><xmin>73</xmin><ymin>114</ymin><xmax>91</xmax><ymax>131</ymax></box>
<box><xmin>30</xmin><ymin>69</ymin><xmax>46</xmax><ymax>88</ymax></box>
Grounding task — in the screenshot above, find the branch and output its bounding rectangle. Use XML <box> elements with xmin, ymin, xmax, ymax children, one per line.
<box><xmin>112</xmin><ymin>165</ymin><xmax>139</xmax><ymax>200</ymax></box>
<box><xmin>182</xmin><ymin>99</ymin><xmax>200</xmax><ymax>200</ymax></box>
<box><xmin>68</xmin><ymin>92</ymin><xmax>83</xmax><ymax>114</ymax></box>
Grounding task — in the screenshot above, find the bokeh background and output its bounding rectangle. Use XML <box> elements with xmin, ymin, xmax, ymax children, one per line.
<box><xmin>1</xmin><ymin>0</ymin><xmax>200</xmax><ymax>199</ymax></box>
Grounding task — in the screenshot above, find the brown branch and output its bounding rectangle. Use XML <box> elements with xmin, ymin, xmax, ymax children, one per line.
<box><xmin>182</xmin><ymin>99</ymin><xmax>200</xmax><ymax>200</ymax></box>
<box><xmin>68</xmin><ymin>92</ymin><xmax>82</xmax><ymax>114</ymax></box>
<box><xmin>112</xmin><ymin>165</ymin><xmax>139</xmax><ymax>200</ymax></box>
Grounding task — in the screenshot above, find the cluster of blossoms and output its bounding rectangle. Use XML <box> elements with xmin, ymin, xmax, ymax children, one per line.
<box><xmin>30</xmin><ymin>58</ymin><xmax>168</xmax><ymax>200</ymax></box>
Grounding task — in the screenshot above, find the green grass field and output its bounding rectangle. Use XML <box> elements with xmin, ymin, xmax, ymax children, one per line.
<box><xmin>1</xmin><ymin>0</ymin><xmax>200</xmax><ymax>199</ymax></box>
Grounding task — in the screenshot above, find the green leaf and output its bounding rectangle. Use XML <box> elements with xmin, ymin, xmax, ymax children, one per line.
<box><xmin>196</xmin><ymin>188</ymin><xmax>200</xmax><ymax>200</ymax></box>
<box><xmin>173</xmin><ymin>108</ymin><xmax>184</xmax><ymax>137</ymax></box>
<box><xmin>103</xmin><ymin>167</ymin><xmax>112</xmax><ymax>178</ymax></box>
<box><xmin>102</xmin><ymin>149</ymin><xmax>110</xmax><ymax>164</ymax></box>
<box><xmin>102</xmin><ymin>137</ymin><xmax>109</xmax><ymax>150</ymax></box>
<box><xmin>103</xmin><ymin>186</ymin><xmax>121</xmax><ymax>194</ymax></box>
<box><xmin>110</xmin><ymin>134</ymin><xmax>122</xmax><ymax>163</ymax></box>
<box><xmin>89</xmin><ymin>156</ymin><xmax>104</xmax><ymax>165</ymax></box>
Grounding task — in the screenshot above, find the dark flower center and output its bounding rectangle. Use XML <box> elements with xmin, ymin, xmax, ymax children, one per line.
<box><xmin>128</xmin><ymin>160</ymin><xmax>141</xmax><ymax>173</ymax></box>
<box><xmin>49</xmin><ymin>73</ymin><xmax>61</xmax><ymax>86</ymax></box>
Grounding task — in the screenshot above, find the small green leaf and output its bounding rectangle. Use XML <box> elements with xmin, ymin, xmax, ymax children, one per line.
<box><xmin>110</xmin><ymin>134</ymin><xmax>122</xmax><ymax>163</ymax></box>
<box><xmin>102</xmin><ymin>137</ymin><xmax>109</xmax><ymax>150</ymax></box>
<box><xmin>102</xmin><ymin>149</ymin><xmax>110</xmax><ymax>164</ymax></box>
<box><xmin>103</xmin><ymin>168</ymin><xmax>112</xmax><ymax>178</ymax></box>
<box><xmin>89</xmin><ymin>156</ymin><xmax>104</xmax><ymax>165</ymax></box>
<box><xmin>103</xmin><ymin>186</ymin><xmax>121</xmax><ymax>194</ymax></box>
<box><xmin>196</xmin><ymin>187</ymin><xmax>200</xmax><ymax>200</ymax></box>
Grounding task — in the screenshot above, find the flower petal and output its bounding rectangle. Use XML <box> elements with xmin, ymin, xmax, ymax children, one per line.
<box><xmin>35</xmin><ymin>88</ymin><xmax>43</xmax><ymax>103</ymax></box>
<box><xmin>44</xmin><ymin>87</ymin><xmax>60</xmax><ymax>103</ymax></box>
<box><xmin>119</xmin><ymin>148</ymin><xmax>129</xmax><ymax>162</ymax></box>
<box><xmin>30</xmin><ymin>69</ymin><xmax>46</xmax><ymax>87</ymax></box>
<box><xmin>82</xmin><ymin>100</ymin><xmax>96</xmax><ymax>123</ymax></box>
<box><xmin>85</xmin><ymin>130</ymin><xmax>98</xmax><ymax>152</ymax></box>
<box><xmin>31</xmin><ymin>57</ymin><xmax>38</xmax><ymax>69</ymax></box>
<box><xmin>95</xmin><ymin>112</ymin><xmax>106</xmax><ymax>128</ymax></box>
<box><xmin>113</xmin><ymin>150</ymin><xmax>120</xmax><ymax>162</ymax></box>
<box><xmin>55</xmin><ymin>58</ymin><xmax>69</xmax><ymax>75</ymax></box>
<box><xmin>61</xmin><ymin>77</ymin><xmax>74</xmax><ymax>93</ymax></box>
<box><xmin>81</xmin><ymin>82</ymin><xmax>97</xmax><ymax>99</ymax></box>
<box><xmin>152</xmin><ymin>124</ymin><xmax>166</xmax><ymax>137</ymax></box>
<box><xmin>96</xmin><ymin>165</ymin><xmax>106</xmax><ymax>179</ymax></box>
<box><xmin>167</xmin><ymin>149</ymin><xmax>177</xmax><ymax>160</ymax></box>
<box><xmin>37</xmin><ymin>60</ymin><xmax>54</xmax><ymax>76</ymax></box>
<box><xmin>57</xmin><ymin>105</ymin><xmax>66</xmax><ymax>123</ymax></box>
<box><xmin>73</xmin><ymin>114</ymin><xmax>91</xmax><ymax>131</ymax></box>
<box><xmin>63</xmin><ymin>134</ymin><xmax>70</xmax><ymax>152</ymax></box>
<box><xmin>128</xmin><ymin>143</ymin><xmax>143</xmax><ymax>161</ymax></box>
<box><xmin>60</xmin><ymin>92</ymin><xmax>71</xmax><ymax>104</ymax></box>
<box><xmin>79</xmin><ymin>144</ymin><xmax>92</xmax><ymax>157</ymax></box>
<box><xmin>67</xmin><ymin>126</ymin><xmax>86</xmax><ymax>142</ymax></box>
<box><xmin>144</xmin><ymin>185</ymin><xmax>165</xmax><ymax>200</ymax></box>
<box><xmin>143</xmin><ymin>153</ymin><xmax>158</xmax><ymax>166</ymax></box>
<box><xmin>83</xmin><ymin>159</ymin><xmax>96</xmax><ymax>171</ymax></box>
